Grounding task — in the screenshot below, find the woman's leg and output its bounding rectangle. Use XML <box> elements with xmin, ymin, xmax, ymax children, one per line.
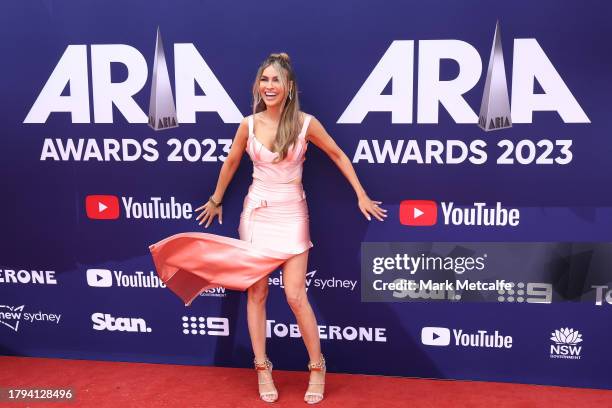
<box><xmin>282</xmin><ymin>250</ymin><xmax>325</xmax><ymax>403</ymax></box>
<box><xmin>247</xmin><ymin>275</ymin><xmax>269</xmax><ymax>362</ymax></box>
<box><xmin>282</xmin><ymin>250</ymin><xmax>320</xmax><ymax>360</ymax></box>
<box><xmin>247</xmin><ymin>275</ymin><xmax>277</xmax><ymax>401</ymax></box>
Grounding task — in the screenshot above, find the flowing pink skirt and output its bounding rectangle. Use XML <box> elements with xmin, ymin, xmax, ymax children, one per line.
<box><xmin>149</xmin><ymin>180</ymin><xmax>313</xmax><ymax>306</ymax></box>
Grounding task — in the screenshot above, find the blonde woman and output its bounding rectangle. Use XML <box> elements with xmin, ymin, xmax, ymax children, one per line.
<box><xmin>149</xmin><ymin>52</ymin><xmax>386</xmax><ymax>404</ymax></box>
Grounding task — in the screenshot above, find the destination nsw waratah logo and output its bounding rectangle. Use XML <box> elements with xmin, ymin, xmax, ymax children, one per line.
<box><xmin>549</xmin><ymin>327</ymin><xmax>583</xmax><ymax>360</ymax></box>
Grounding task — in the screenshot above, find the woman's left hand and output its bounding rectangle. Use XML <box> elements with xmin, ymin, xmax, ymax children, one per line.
<box><xmin>358</xmin><ymin>196</ymin><xmax>387</xmax><ymax>221</ymax></box>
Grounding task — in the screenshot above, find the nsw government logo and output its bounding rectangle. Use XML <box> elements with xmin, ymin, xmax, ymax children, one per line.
<box><xmin>549</xmin><ymin>327</ymin><xmax>582</xmax><ymax>360</ymax></box>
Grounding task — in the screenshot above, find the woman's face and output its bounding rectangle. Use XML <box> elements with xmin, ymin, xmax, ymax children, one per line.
<box><xmin>259</xmin><ymin>65</ymin><xmax>290</xmax><ymax>109</ymax></box>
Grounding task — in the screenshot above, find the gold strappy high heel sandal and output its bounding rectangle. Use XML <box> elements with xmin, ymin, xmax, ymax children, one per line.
<box><xmin>254</xmin><ymin>356</ymin><xmax>278</xmax><ymax>403</ymax></box>
<box><xmin>304</xmin><ymin>354</ymin><xmax>326</xmax><ymax>404</ymax></box>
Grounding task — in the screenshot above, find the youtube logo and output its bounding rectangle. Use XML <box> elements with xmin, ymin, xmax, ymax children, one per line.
<box><xmin>86</xmin><ymin>195</ymin><xmax>120</xmax><ymax>220</ymax></box>
<box><xmin>87</xmin><ymin>269</ymin><xmax>113</xmax><ymax>287</ymax></box>
<box><xmin>421</xmin><ymin>327</ymin><xmax>450</xmax><ymax>346</ymax></box>
<box><xmin>400</xmin><ymin>200</ymin><xmax>437</xmax><ymax>226</ymax></box>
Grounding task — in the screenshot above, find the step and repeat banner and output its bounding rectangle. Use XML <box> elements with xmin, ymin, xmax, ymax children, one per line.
<box><xmin>2</xmin><ymin>0</ymin><xmax>612</xmax><ymax>390</ymax></box>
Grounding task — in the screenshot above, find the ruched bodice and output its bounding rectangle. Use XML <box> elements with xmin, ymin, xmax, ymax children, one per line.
<box><xmin>246</xmin><ymin>114</ymin><xmax>312</xmax><ymax>184</ymax></box>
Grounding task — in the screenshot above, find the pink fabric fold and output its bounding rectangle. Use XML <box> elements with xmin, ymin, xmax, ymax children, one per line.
<box><xmin>149</xmin><ymin>232</ymin><xmax>293</xmax><ymax>306</ymax></box>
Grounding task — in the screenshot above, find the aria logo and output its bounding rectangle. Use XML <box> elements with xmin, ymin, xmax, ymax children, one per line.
<box><xmin>338</xmin><ymin>21</ymin><xmax>589</xmax><ymax>129</ymax></box>
<box><xmin>149</xmin><ymin>27</ymin><xmax>177</xmax><ymax>130</ymax></box>
<box><xmin>550</xmin><ymin>327</ymin><xmax>583</xmax><ymax>360</ymax></box>
<box><xmin>478</xmin><ymin>21</ymin><xmax>511</xmax><ymax>131</ymax></box>
<box><xmin>24</xmin><ymin>28</ymin><xmax>242</xmax><ymax>127</ymax></box>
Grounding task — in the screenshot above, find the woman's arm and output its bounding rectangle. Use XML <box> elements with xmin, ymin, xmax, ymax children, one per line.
<box><xmin>306</xmin><ymin>115</ymin><xmax>387</xmax><ymax>222</ymax></box>
<box><xmin>196</xmin><ymin>117</ymin><xmax>249</xmax><ymax>227</ymax></box>
<box><xmin>211</xmin><ymin>117</ymin><xmax>249</xmax><ymax>203</ymax></box>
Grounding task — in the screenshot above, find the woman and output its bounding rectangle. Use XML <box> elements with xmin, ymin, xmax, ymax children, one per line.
<box><xmin>149</xmin><ymin>52</ymin><xmax>386</xmax><ymax>404</ymax></box>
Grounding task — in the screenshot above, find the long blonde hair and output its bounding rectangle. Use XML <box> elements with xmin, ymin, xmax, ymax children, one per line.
<box><xmin>251</xmin><ymin>52</ymin><xmax>302</xmax><ymax>161</ymax></box>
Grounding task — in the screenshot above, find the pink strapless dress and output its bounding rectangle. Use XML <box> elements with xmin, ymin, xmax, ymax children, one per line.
<box><xmin>149</xmin><ymin>114</ymin><xmax>313</xmax><ymax>306</ymax></box>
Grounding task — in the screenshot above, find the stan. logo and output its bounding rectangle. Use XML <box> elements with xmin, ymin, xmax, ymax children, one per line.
<box><xmin>92</xmin><ymin>312</ymin><xmax>152</xmax><ymax>333</ymax></box>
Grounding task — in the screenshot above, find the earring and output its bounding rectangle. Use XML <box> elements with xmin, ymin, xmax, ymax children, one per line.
<box><xmin>288</xmin><ymin>89</ymin><xmax>292</xmax><ymax>101</ymax></box>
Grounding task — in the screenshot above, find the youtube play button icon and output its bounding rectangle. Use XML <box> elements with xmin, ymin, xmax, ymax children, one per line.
<box><xmin>86</xmin><ymin>195</ymin><xmax>120</xmax><ymax>220</ymax></box>
<box><xmin>399</xmin><ymin>200</ymin><xmax>437</xmax><ymax>226</ymax></box>
<box><xmin>421</xmin><ymin>327</ymin><xmax>451</xmax><ymax>346</ymax></box>
<box><xmin>86</xmin><ymin>269</ymin><xmax>113</xmax><ymax>287</ymax></box>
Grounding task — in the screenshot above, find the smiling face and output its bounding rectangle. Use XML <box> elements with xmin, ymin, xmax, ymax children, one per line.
<box><xmin>258</xmin><ymin>64</ymin><xmax>291</xmax><ymax>109</ymax></box>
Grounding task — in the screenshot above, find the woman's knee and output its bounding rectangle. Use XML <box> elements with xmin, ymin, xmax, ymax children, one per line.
<box><xmin>285</xmin><ymin>288</ymin><xmax>307</xmax><ymax>310</ymax></box>
<box><xmin>248</xmin><ymin>280</ymin><xmax>269</xmax><ymax>304</ymax></box>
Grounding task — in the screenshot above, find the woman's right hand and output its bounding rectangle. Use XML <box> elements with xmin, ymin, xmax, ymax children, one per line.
<box><xmin>195</xmin><ymin>200</ymin><xmax>223</xmax><ymax>228</ymax></box>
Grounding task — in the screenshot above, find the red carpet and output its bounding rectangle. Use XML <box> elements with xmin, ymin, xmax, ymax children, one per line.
<box><xmin>0</xmin><ymin>356</ymin><xmax>610</xmax><ymax>407</ymax></box>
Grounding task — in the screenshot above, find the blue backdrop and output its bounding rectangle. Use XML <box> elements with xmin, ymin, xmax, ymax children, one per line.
<box><xmin>1</xmin><ymin>0</ymin><xmax>611</xmax><ymax>390</ymax></box>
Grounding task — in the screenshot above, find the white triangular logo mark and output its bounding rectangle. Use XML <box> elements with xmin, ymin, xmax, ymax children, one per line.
<box><xmin>478</xmin><ymin>20</ymin><xmax>512</xmax><ymax>131</ymax></box>
<box><xmin>148</xmin><ymin>27</ymin><xmax>179</xmax><ymax>131</ymax></box>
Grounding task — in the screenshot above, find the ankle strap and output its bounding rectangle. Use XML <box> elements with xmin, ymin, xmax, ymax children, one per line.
<box><xmin>307</xmin><ymin>354</ymin><xmax>326</xmax><ymax>371</ymax></box>
<box><xmin>254</xmin><ymin>356</ymin><xmax>272</xmax><ymax>371</ymax></box>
